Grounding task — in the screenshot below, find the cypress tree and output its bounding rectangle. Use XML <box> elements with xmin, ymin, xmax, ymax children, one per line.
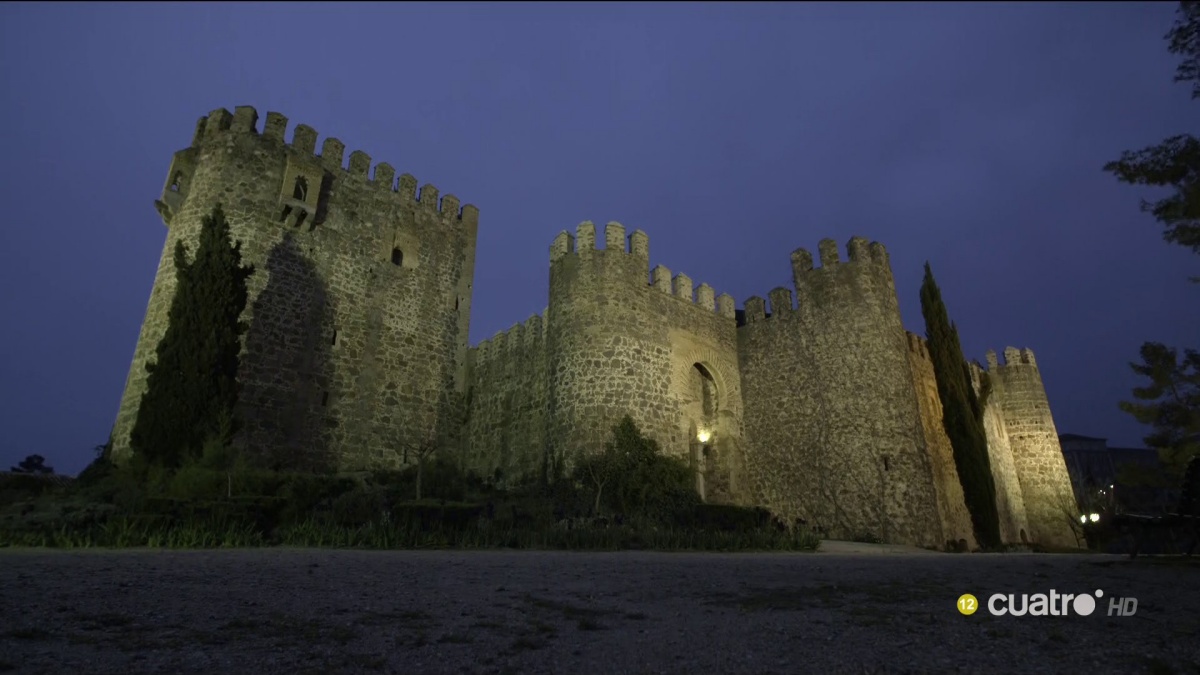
<box><xmin>129</xmin><ymin>203</ymin><xmax>254</xmax><ymax>470</ymax></box>
<box><xmin>920</xmin><ymin>263</ymin><xmax>1002</xmax><ymax>548</ymax></box>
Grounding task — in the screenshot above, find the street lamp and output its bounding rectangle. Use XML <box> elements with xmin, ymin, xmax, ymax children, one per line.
<box><xmin>697</xmin><ymin>430</ymin><xmax>711</xmax><ymax>444</ymax></box>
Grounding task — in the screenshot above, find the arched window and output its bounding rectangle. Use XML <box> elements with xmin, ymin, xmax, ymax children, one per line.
<box><xmin>391</xmin><ymin>247</ymin><xmax>403</xmax><ymax>266</ymax></box>
<box><xmin>292</xmin><ymin>175</ymin><xmax>308</xmax><ymax>201</ymax></box>
<box><xmin>694</xmin><ymin>363</ymin><xmax>717</xmax><ymax>417</ymax></box>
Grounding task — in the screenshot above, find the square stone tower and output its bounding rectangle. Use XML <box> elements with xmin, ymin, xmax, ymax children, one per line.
<box><xmin>111</xmin><ymin>106</ymin><xmax>479</xmax><ymax>471</ymax></box>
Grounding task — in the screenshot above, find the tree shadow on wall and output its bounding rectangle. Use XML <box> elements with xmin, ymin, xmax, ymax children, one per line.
<box><xmin>239</xmin><ymin>233</ymin><xmax>337</xmax><ymax>472</ymax></box>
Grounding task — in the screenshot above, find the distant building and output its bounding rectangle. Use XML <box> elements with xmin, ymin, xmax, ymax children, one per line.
<box><xmin>1058</xmin><ymin>434</ymin><xmax>1176</xmax><ymax>514</ymax></box>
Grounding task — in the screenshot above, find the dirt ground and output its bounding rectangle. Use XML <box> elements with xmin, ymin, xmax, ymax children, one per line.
<box><xmin>2</xmin><ymin>542</ymin><xmax>1197</xmax><ymax>675</ymax></box>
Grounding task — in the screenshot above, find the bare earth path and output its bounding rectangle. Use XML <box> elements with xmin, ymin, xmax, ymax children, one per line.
<box><xmin>2</xmin><ymin>543</ymin><xmax>1198</xmax><ymax>675</ymax></box>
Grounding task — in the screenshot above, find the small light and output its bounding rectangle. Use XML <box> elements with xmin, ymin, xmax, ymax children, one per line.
<box><xmin>1089</xmin><ymin>513</ymin><xmax>1100</xmax><ymax>523</ymax></box>
<box><xmin>1080</xmin><ymin>515</ymin><xmax>1087</xmax><ymax>524</ymax></box>
<box><xmin>697</xmin><ymin>430</ymin><xmax>711</xmax><ymax>443</ymax></box>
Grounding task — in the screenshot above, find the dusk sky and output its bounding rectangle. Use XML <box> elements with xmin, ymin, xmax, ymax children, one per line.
<box><xmin>1</xmin><ymin>2</ymin><xmax>1196</xmax><ymax>476</ymax></box>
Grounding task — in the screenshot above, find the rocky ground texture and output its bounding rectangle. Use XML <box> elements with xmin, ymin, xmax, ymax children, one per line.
<box><xmin>2</xmin><ymin>542</ymin><xmax>1197</xmax><ymax>675</ymax></box>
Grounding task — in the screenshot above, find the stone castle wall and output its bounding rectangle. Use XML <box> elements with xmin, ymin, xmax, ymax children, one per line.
<box><xmin>113</xmin><ymin>105</ymin><xmax>1081</xmax><ymax>550</ymax></box>
<box><xmin>905</xmin><ymin>333</ymin><xmax>977</xmax><ymax>550</ymax></box>
<box><xmin>985</xmin><ymin>348</ymin><xmax>1078</xmax><ymax>547</ymax></box>
<box><xmin>462</xmin><ymin>314</ymin><xmax>549</xmax><ymax>486</ymax></box>
<box><xmin>466</xmin><ymin>221</ymin><xmax>746</xmax><ymax>500</ymax></box>
<box><xmin>736</xmin><ymin>239</ymin><xmax>943</xmax><ymax>547</ymax></box>
<box><xmin>111</xmin><ymin>106</ymin><xmax>478</xmax><ymax>470</ymax></box>
<box><xmin>968</xmin><ymin>361</ymin><xmax>1032</xmax><ymax>543</ymax></box>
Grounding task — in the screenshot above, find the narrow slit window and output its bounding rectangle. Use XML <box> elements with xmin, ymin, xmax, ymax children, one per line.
<box><xmin>331</xmin><ymin>330</ymin><xmax>338</xmax><ymax>346</ymax></box>
<box><xmin>292</xmin><ymin>175</ymin><xmax>308</xmax><ymax>201</ymax></box>
<box><xmin>321</xmin><ymin>392</ymin><xmax>329</xmax><ymax>407</ymax></box>
<box><xmin>391</xmin><ymin>248</ymin><xmax>403</xmax><ymax>266</ymax></box>
<box><xmin>169</xmin><ymin>171</ymin><xmax>183</xmax><ymax>192</ymax></box>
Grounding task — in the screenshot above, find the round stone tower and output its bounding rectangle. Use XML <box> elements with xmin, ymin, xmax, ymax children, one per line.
<box><xmin>544</xmin><ymin>221</ymin><xmax>675</xmax><ymax>473</ymax></box>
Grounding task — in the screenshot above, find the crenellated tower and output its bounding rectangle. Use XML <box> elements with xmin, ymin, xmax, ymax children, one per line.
<box><xmin>510</xmin><ymin>219</ymin><xmax>746</xmax><ymax>496</ymax></box>
<box><xmin>112</xmin><ymin>106</ymin><xmax>479</xmax><ymax>470</ymax></box>
<box><xmin>983</xmin><ymin>347</ymin><xmax>1077</xmax><ymax>547</ymax></box>
<box><xmin>737</xmin><ymin>237</ymin><xmax>943</xmax><ymax>546</ymax></box>
<box><xmin>545</xmin><ymin>221</ymin><xmax>677</xmax><ymax>473</ymax></box>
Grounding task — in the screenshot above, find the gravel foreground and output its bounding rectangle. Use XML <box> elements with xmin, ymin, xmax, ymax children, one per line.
<box><xmin>2</xmin><ymin>543</ymin><xmax>1197</xmax><ymax>675</ymax></box>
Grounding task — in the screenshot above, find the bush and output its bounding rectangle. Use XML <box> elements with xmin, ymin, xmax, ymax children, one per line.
<box><xmin>328</xmin><ymin>488</ymin><xmax>386</xmax><ymax>527</ymax></box>
<box><xmin>165</xmin><ymin>465</ymin><xmax>229</xmax><ymax>501</ymax></box>
<box><xmin>673</xmin><ymin>504</ymin><xmax>775</xmax><ymax>532</ymax></box>
<box><xmin>390</xmin><ymin>501</ymin><xmax>485</xmax><ymax>531</ymax></box>
<box><xmin>574</xmin><ymin>415</ymin><xmax>701</xmax><ymax>523</ymax></box>
<box><xmin>275</xmin><ymin>473</ymin><xmax>358</xmax><ymax>524</ymax></box>
<box><xmin>75</xmin><ymin>455</ymin><xmax>115</xmax><ymax>489</ymax></box>
<box><xmin>0</xmin><ymin>473</ymin><xmax>61</xmax><ymax>503</ymax></box>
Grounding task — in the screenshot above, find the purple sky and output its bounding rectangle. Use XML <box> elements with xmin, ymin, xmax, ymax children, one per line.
<box><xmin>1</xmin><ymin>3</ymin><xmax>1196</xmax><ymax>476</ymax></box>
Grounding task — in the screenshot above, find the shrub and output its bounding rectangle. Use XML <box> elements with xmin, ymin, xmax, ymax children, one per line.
<box><xmin>673</xmin><ymin>503</ymin><xmax>775</xmax><ymax>532</ymax></box>
<box><xmin>329</xmin><ymin>488</ymin><xmax>385</xmax><ymax>527</ymax></box>
<box><xmin>575</xmin><ymin>416</ymin><xmax>701</xmax><ymax>523</ymax></box>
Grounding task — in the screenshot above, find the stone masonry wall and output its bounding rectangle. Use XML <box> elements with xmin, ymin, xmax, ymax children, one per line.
<box><xmin>986</xmin><ymin>348</ymin><xmax>1078</xmax><ymax>547</ymax></box>
<box><xmin>111</xmin><ymin>106</ymin><xmax>478</xmax><ymax>471</ymax></box>
<box><xmin>542</xmin><ymin>222</ymin><xmax>744</xmax><ymax>492</ymax></box>
<box><xmin>463</xmin><ymin>314</ymin><xmax>549</xmax><ymax>486</ymax></box>
<box><xmin>905</xmin><ymin>332</ymin><xmax>977</xmax><ymax>550</ymax></box>
<box><xmin>969</xmin><ymin>361</ymin><xmax>1031</xmax><ymax>544</ymax></box>
<box><xmin>736</xmin><ymin>238</ymin><xmax>943</xmax><ymax>547</ymax></box>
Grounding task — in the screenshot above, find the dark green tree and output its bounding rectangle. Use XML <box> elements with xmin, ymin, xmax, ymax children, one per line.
<box><xmin>128</xmin><ymin>203</ymin><xmax>254</xmax><ymax>471</ymax></box>
<box><xmin>10</xmin><ymin>454</ymin><xmax>54</xmax><ymax>474</ymax></box>
<box><xmin>1119</xmin><ymin>343</ymin><xmax>1200</xmax><ymax>476</ymax></box>
<box><xmin>1105</xmin><ymin>2</ymin><xmax>1200</xmax><ymax>485</ymax></box>
<box><xmin>920</xmin><ymin>263</ymin><xmax>1002</xmax><ymax>549</ymax></box>
<box><xmin>1103</xmin><ymin>1</ymin><xmax>1200</xmax><ymax>267</ymax></box>
<box><xmin>575</xmin><ymin>416</ymin><xmax>697</xmax><ymax>521</ymax></box>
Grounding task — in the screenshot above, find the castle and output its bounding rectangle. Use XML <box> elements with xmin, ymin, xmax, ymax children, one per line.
<box><xmin>110</xmin><ymin>106</ymin><xmax>1079</xmax><ymax>549</ymax></box>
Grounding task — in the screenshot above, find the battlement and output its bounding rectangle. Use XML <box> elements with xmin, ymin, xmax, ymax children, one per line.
<box><xmin>550</xmin><ymin>224</ymin><xmax>734</xmax><ymax>319</ymax></box>
<box><xmin>985</xmin><ymin>347</ymin><xmax>1038</xmax><ymax>370</ymax></box>
<box><xmin>647</xmin><ymin>264</ymin><xmax>735</xmax><ymax>318</ymax></box>
<box><xmin>549</xmin><ymin>221</ymin><xmax>650</xmax><ymax>262</ymax></box>
<box><xmin>190</xmin><ymin>106</ymin><xmax>479</xmax><ymax>226</ymax></box>
<box><xmin>739</xmin><ymin>286</ymin><xmax>797</xmax><ymax>325</ymax></box>
<box><xmin>905</xmin><ymin>331</ymin><xmax>931</xmax><ymax>360</ymax></box>
<box><xmin>790</xmin><ymin>236</ymin><xmax>889</xmax><ymax>283</ymax></box>
<box><xmin>472</xmin><ymin>312</ymin><xmax>547</xmax><ymax>367</ymax></box>
<box><xmin>966</xmin><ymin>360</ymin><xmax>988</xmax><ymax>393</ymax></box>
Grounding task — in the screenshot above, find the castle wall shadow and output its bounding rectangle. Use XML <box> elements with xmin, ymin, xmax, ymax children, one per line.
<box><xmin>239</xmin><ymin>233</ymin><xmax>336</xmax><ymax>472</ymax></box>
